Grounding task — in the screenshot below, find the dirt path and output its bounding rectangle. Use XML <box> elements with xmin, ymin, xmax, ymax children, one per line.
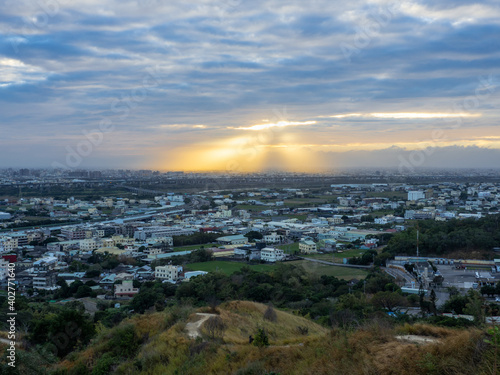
<box><xmin>185</xmin><ymin>313</ymin><xmax>217</xmax><ymax>339</ymax></box>
<box><xmin>395</xmin><ymin>335</ymin><xmax>440</xmax><ymax>344</ymax></box>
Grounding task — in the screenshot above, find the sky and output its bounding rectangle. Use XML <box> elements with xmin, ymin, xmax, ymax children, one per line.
<box><xmin>1</xmin><ymin>0</ymin><xmax>500</xmax><ymax>172</ymax></box>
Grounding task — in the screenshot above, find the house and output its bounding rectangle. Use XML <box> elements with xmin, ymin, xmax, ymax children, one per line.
<box><xmin>234</xmin><ymin>245</ymin><xmax>262</xmax><ymax>260</ymax></box>
<box><xmin>264</xmin><ymin>232</ymin><xmax>285</xmax><ymax>244</ymax></box>
<box><xmin>155</xmin><ymin>265</ymin><xmax>180</xmax><ymax>281</ymax></box>
<box><xmin>261</xmin><ymin>247</ymin><xmax>285</xmax><ymax>262</ymax></box>
<box><xmin>114</xmin><ymin>280</ymin><xmax>139</xmax><ymax>298</ymax></box>
<box><xmin>299</xmin><ymin>239</ymin><xmax>317</xmax><ymax>254</ymax></box>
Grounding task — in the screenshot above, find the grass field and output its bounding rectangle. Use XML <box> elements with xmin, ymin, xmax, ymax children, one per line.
<box><xmin>184</xmin><ymin>261</ymin><xmax>276</xmax><ymax>274</ymax></box>
<box><xmin>290</xmin><ymin>260</ymin><xmax>369</xmax><ymax>280</ymax></box>
<box><xmin>184</xmin><ymin>260</ymin><xmax>369</xmax><ymax>280</ymax></box>
<box><xmin>304</xmin><ymin>249</ymin><xmax>369</xmax><ymax>260</ymax></box>
<box><xmin>277</xmin><ymin>242</ymin><xmax>300</xmax><ymax>254</ymax></box>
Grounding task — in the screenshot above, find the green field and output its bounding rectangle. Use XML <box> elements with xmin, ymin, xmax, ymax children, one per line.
<box><xmin>277</xmin><ymin>242</ymin><xmax>300</xmax><ymax>254</ymax></box>
<box><xmin>305</xmin><ymin>249</ymin><xmax>368</xmax><ymax>260</ymax></box>
<box><xmin>184</xmin><ymin>260</ymin><xmax>369</xmax><ymax>280</ymax></box>
<box><xmin>290</xmin><ymin>260</ymin><xmax>369</xmax><ymax>280</ymax></box>
<box><xmin>184</xmin><ymin>261</ymin><xmax>276</xmax><ymax>275</ymax></box>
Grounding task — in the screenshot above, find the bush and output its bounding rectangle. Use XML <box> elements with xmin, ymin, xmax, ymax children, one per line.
<box><xmin>263</xmin><ymin>305</ymin><xmax>277</xmax><ymax>322</ymax></box>
<box><xmin>108</xmin><ymin>324</ymin><xmax>140</xmax><ymax>358</ymax></box>
<box><xmin>92</xmin><ymin>353</ymin><xmax>115</xmax><ymax>375</ymax></box>
<box><xmin>253</xmin><ymin>328</ymin><xmax>269</xmax><ymax>348</ymax></box>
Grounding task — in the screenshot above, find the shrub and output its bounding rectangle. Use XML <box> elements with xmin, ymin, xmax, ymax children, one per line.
<box><xmin>263</xmin><ymin>305</ymin><xmax>278</xmax><ymax>323</ymax></box>
<box><xmin>253</xmin><ymin>328</ymin><xmax>270</xmax><ymax>348</ymax></box>
<box><xmin>108</xmin><ymin>324</ymin><xmax>140</xmax><ymax>358</ymax></box>
<box><xmin>92</xmin><ymin>353</ymin><xmax>115</xmax><ymax>375</ymax></box>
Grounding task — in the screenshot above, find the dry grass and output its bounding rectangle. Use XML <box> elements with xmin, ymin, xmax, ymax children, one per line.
<box><xmin>395</xmin><ymin>323</ymin><xmax>459</xmax><ymax>338</ymax></box>
<box><xmin>36</xmin><ymin>304</ymin><xmax>497</xmax><ymax>375</ymax></box>
<box><xmin>216</xmin><ymin>301</ymin><xmax>329</xmax><ymax>345</ymax></box>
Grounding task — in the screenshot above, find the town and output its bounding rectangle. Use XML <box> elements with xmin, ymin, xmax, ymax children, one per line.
<box><xmin>2</xmin><ymin>169</ymin><xmax>500</xmax><ymax>306</ymax></box>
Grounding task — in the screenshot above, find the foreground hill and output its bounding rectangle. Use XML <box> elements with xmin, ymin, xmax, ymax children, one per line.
<box><xmin>3</xmin><ymin>301</ymin><xmax>497</xmax><ymax>375</ymax></box>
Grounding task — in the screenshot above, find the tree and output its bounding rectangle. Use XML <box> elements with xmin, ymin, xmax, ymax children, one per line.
<box><xmin>253</xmin><ymin>328</ymin><xmax>269</xmax><ymax>347</ymax></box>
<box><xmin>85</xmin><ymin>269</ymin><xmax>101</xmax><ymax>278</ymax></box>
<box><xmin>245</xmin><ymin>231</ymin><xmax>263</xmax><ymax>242</ymax></box>
<box><xmin>29</xmin><ymin>309</ymin><xmax>95</xmax><ymax>357</ymax></box>
<box><xmin>464</xmin><ymin>289</ymin><xmax>485</xmax><ymax>325</ymax></box>
<box><xmin>481</xmin><ymin>285</ymin><xmax>496</xmax><ymax>297</ymax></box>
<box><xmin>370</xmin><ymin>291</ymin><xmax>406</xmax><ymax>312</ymax></box>
<box><xmin>75</xmin><ymin>285</ymin><xmax>92</xmax><ymax>298</ymax></box>
<box><xmin>418</xmin><ymin>283</ymin><xmax>427</xmax><ymax>316</ymax></box>
<box><xmin>430</xmin><ymin>289</ymin><xmax>437</xmax><ymax>316</ymax></box>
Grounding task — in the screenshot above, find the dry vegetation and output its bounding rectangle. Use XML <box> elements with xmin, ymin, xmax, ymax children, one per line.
<box><xmin>40</xmin><ymin>302</ymin><xmax>499</xmax><ymax>375</ymax></box>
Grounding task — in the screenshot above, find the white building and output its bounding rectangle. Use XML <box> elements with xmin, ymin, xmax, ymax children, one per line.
<box><xmin>79</xmin><ymin>238</ymin><xmax>99</xmax><ymax>251</ymax></box>
<box><xmin>264</xmin><ymin>232</ymin><xmax>284</xmax><ymax>244</ymax></box>
<box><xmin>0</xmin><ymin>237</ymin><xmax>18</xmax><ymax>253</ymax></box>
<box><xmin>155</xmin><ymin>265</ymin><xmax>180</xmax><ymax>281</ymax></box>
<box><xmin>408</xmin><ymin>191</ymin><xmax>425</xmax><ymax>201</ymax></box>
<box><xmin>299</xmin><ymin>239</ymin><xmax>317</xmax><ymax>254</ymax></box>
<box><xmin>114</xmin><ymin>280</ymin><xmax>139</xmax><ymax>298</ymax></box>
<box><xmin>261</xmin><ymin>247</ymin><xmax>285</xmax><ymax>262</ymax></box>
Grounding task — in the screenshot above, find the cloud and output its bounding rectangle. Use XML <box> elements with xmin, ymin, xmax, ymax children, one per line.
<box><xmin>234</xmin><ymin>120</ymin><xmax>317</xmax><ymax>131</ymax></box>
<box><xmin>0</xmin><ymin>0</ymin><xmax>500</xmax><ymax>169</ymax></box>
<box><xmin>329</xmin><ymin>112</ymin><xmax>481</xmax><ymax>119</ymax></box>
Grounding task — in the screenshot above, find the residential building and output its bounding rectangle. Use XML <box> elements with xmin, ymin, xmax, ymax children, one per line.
<box><xmin>79</xmin><ymin>238</ymin><xmax>99</xmax><ymax>251</ymax></box>
<box><xmin>299</xmin><ymin>239</ymin><xmax>317</xmax><ymax>253</ymax></box>
<box><xmin>155</xmin><ymin>265</ymin><xmax>179</xmax><ymax>281</ymax></box>
<box><xmin>261</xmin><ymin>247</ymin><xmax>285</xmax><ymax>262</ymax></box>
<box><xmin>33</xmin><ymin>272</ymin><xmax>57</xmax><ymax>289</ymax></box>
<box><xmin>114</xmin><ymin>279</ymin><xmax>139</xmax><ymax>298</ymax></box>
<box><xmin>264</xmin><ymin>232</ymin><xmax>285</xmax><ymax>244</ymax></box>
<box><xmin>61</xmin><ymin>226</ymin><xmax>87</xmax><ymax>240</ymax></box>
<box><xmin>408</xmin><ymin>191</ymin><xmax>425</xmax><ymax>201</ymax></box>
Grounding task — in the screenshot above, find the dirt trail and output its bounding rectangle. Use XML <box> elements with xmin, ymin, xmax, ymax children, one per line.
<box><xmin>185</xmin><ymin>313</ymin><xmax>217</xmax><ymax>339</ymax></box>
<box><xmin>395</xmin><ymin>335</ymin><xmax>440</xmax><ymax>344</ymax></box>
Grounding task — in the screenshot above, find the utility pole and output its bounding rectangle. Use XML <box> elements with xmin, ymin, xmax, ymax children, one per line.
<box><xmin>416</xmin><ymin>222</ymin><xmax>419</xmax><ymax>258</ymax></box>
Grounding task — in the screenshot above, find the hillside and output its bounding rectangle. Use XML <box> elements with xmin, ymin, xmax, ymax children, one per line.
<box><xmin>6</xmin><ymin>301</ymin><xmax>493</xmax><ymax>375</ymax></box>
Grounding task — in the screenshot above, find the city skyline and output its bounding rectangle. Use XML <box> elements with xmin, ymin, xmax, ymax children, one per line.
<box><xmin>1</xmin><ymin>0</ymin><xmax>500</xmax><ymax>171</ymax></box>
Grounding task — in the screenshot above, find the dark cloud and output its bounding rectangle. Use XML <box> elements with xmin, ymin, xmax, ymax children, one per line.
<box><xmin>0</xmin><ymin>0</ymin><xmax>499</xmax><ymax>168</ymax></box>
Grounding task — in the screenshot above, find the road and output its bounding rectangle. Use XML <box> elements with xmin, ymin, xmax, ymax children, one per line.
<box><xmin>383</xmin><ymin>267</ymin><xmax>416</xmax><ymax>285</ymax></box>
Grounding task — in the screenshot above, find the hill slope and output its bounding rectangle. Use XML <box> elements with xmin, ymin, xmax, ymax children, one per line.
<box><xmin>9</xmin><ymin>302</ymin><xmax>496</xmax><ymax>375</ymax></box>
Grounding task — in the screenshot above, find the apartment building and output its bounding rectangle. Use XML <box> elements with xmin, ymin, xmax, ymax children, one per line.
<box><xmin>155</xmin><ymin>265</ymin><xmax>179</xmax><ymax>281</ymax></box>
<box><xmin>261</xmin><ymin>247</ymin><xmax>285</xmax><ymax>262</ymax></box>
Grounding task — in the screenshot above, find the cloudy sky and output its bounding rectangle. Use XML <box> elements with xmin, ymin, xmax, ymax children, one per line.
<box><xmin>1</xmin><ymin>0</ymin><xmax>500</xmax><ymax>172</ymax></box>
